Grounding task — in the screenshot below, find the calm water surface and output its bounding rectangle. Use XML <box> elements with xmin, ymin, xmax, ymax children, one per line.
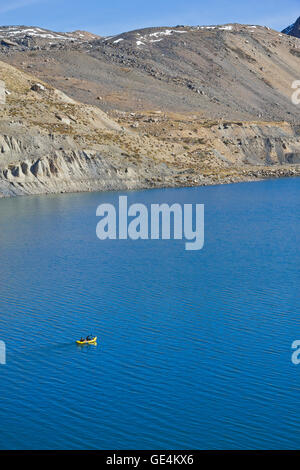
<box><xmin>0</xmin><ymin>178</ymin><xmax>299</xmax><ymax>449</ymax></box>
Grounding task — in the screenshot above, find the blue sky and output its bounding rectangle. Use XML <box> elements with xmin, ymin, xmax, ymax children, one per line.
<box><xmin>0</xmin><ymin>0</ymin><xmax>299</xmax><ymax>36</ymax></box>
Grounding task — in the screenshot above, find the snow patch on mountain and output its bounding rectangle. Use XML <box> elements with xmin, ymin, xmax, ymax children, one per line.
<box><xmin>0</xmin><ymin>26</ymin><xmax>78</xmax><ymax>41</ymax></box>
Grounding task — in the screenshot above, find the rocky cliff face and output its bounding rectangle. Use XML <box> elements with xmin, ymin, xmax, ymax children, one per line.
<box><xmin>2</xmin><ymin>114</ymin><xmax>300</xmax><ymax>197</ymax></box>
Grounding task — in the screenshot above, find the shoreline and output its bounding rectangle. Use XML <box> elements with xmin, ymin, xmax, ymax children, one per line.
<box><xmin>1</xmin><ymin>164</ymin><xmax>299</xmax><ymax>199</ymax></box>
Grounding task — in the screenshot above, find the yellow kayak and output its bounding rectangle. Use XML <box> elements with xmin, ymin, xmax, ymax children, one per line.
<box><xmin>76</xmin><ymin>336</ymin><xmax>97</xmax><ymax>345</ymax></box>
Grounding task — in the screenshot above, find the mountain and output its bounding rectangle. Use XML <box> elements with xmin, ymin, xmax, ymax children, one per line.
<box><xmin>282</xmin><ymin>17</ymin><xmax>300</xmax><ymax>38</ymax></box>
<box><xmin>1</xmin><ymin>23</ymin><xmax>300</xmax><ymax>122</ymax></box>
<box><xmin>0</xmin><ymin>23</ymin><xmax>300</xmax><ymax>197</ymax></box>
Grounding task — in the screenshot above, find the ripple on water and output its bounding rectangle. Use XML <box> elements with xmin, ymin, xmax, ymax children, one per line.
<box><xmin>0</xmin><ymin>179</ymin><xmax>300</xmax><ymax>449</ymax></box>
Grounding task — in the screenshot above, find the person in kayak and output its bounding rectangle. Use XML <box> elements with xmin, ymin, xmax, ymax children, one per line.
<box><xmin>86</xmin><ymin>335</ymin><xmax>92</xmax><ymax>341</ymax></box>
<box><xmin>80</xmin><ymin>337</ymin><xmax>85</xmax><ymax>342</ymax></box>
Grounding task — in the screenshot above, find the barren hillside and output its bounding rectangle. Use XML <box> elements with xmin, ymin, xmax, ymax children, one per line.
<box><xmin>0</xmin><ymin>22</ymin><xmax>300</xmax><ymax>197</ymax></box>
<box><xmin>1</xmin><ymin>24</ymin><xmax>300</xmax><ymax>121</ymax></box>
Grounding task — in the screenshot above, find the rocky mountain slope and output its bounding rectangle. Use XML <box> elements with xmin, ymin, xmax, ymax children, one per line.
<box><xmin>1</xmin><ymin>23</ymin><xmax>300</xmax><ymax>122</ymax></box>
<box><xmin>0</xmin><ymin>23</ymin><xmax>300</xmax><ymax>197</ymax></box>
<box><xmin>282</xmin><ymin>17</ymin><xmax>300</xmax><ymax>39</ymax></box>
<box><xmin>0</xmin><ymin>60</ymin><xmax>190</xmax><ymax>196</ymax></box>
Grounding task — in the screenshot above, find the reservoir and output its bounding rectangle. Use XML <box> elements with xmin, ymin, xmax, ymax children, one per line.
<box><xmin>0</xmin><ymin>178</ymin><xmax>299</xmax><ymax>449</ymax></box>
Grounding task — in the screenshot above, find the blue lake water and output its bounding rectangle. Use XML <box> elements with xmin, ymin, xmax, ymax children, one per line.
<box><xmin>0</xmin><ymin>178</ymin><xmax>299</xmax><ymax>450</ymax></box>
